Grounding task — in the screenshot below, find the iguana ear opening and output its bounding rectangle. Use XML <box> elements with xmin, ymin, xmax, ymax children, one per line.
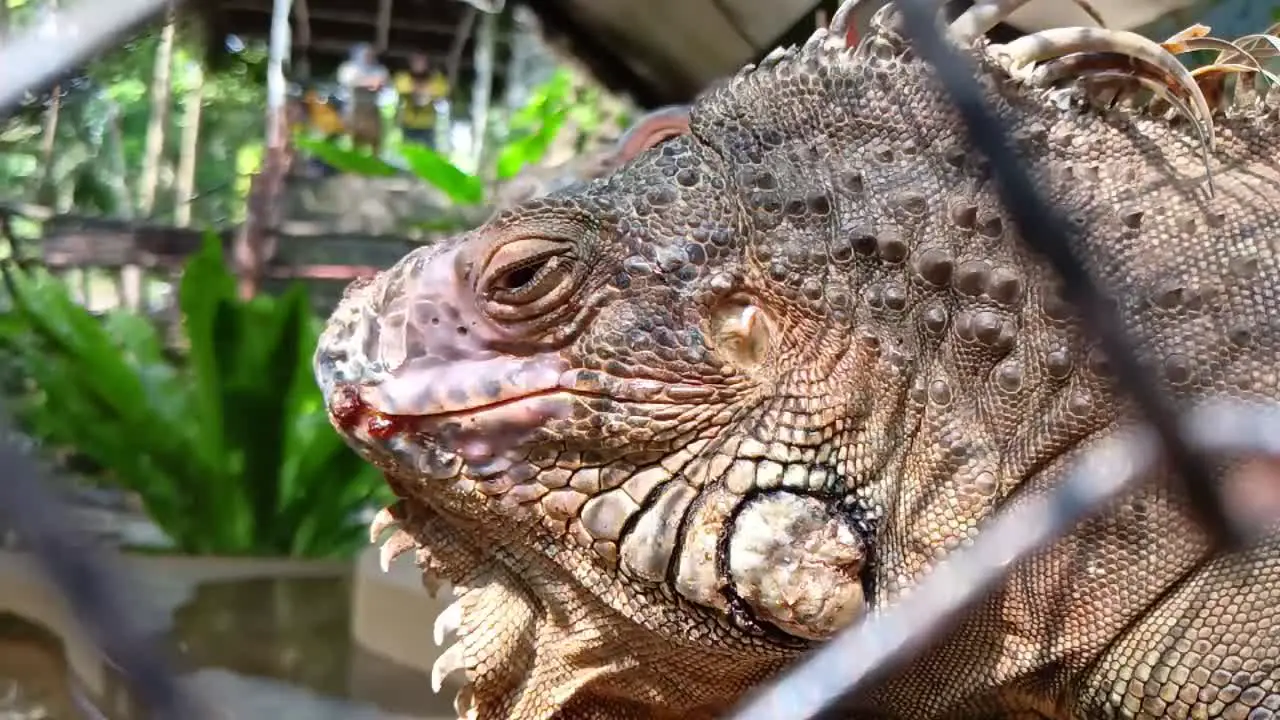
<box><xmin>610</xmin><ymin>105</ymin><xmax>691</xmax><ymax>164</ymax></box>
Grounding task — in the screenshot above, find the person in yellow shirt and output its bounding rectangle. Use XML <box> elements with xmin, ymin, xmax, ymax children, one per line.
<box><xmin>291</xmin><ymin>82</ymin><xmax>346</xmax><ymax>176</ymax></box>
<box><xmin>394</xmin><ymin>52</ymin><xmax>449</xmax><ymax>149</ymax></box>
<box><xmin>301</xmin><ymin>86</ymin><xmax>345</xmax><ymax>138</ymax></box>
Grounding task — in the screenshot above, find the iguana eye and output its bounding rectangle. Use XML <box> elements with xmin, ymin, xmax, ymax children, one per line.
<box><xmin>481</xmin><ymin>237</ymin><xmax>576</xmax><ymax>309</ymax></box>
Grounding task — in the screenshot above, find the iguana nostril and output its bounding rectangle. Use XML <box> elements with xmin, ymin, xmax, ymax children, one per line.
<box><xmin>480</xmin><ymin>378</ymin><xmax>504</xmax><ymax>401</ymax></box>
<box><xmin>446</xmin><ymin>386</ymin><xmax>470</xmax><ymax>406</ymax></box>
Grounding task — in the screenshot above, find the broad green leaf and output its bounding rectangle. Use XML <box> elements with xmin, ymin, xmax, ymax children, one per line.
<box><xmin>293</xmin><ymin>134</ymin><xmax>400</xmax><ymax>177</ymax></box>
<box><xmin>0</xmin><ymin>239</ymin><xmax>389</xmax><ymax>558</ymax></box>
<box><xmin>397</xmin><ymin>143</ymin><xmax>486</xmax><ymax>205</ymax></box>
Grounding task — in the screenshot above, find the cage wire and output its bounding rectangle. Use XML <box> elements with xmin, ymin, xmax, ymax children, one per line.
<box><xmin>0</xmin><ymin>1</ymin><xmax>1272</xmax><ymax>718</ymax></box>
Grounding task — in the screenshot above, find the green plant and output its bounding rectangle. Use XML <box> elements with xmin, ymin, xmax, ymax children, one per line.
<box><xmin>494</xmin><ymin>69</ymin><xmax>574</xmax><ymax>181</ymax></box>
<box><xmin>293</xmin><ymin>69</ymin><xmax>583</xmax><ymax>208</ymax></box>
<box><xmin>0</xmin><ymin>237</ymin><xmax>389</xmax><ymax>558</ymax></box>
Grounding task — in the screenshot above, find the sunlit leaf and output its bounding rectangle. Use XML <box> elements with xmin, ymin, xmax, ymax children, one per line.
<box><xmin>293</xmin><ymin>134</ymin><xmax>400</xmax><ymax>177</ymax></box>
<box><xmin>397</xmin><ymin>143</ymin><xmax>486</xmax><ymax>205</ymax></box>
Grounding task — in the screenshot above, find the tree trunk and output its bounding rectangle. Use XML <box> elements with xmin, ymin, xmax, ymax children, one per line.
<box><xmin>105</xmin><ymin>103</ymin><xmax>134</xmax><ymax>220</ymax></box>
<box><xmin>468</xmin><ymin>8</ymin><xmax>497</xmax><ymax>175</ymax></box>
<box><xmin>125</xmin><ymin>12</ymin><xmax>176</xmax><ymax>311</ymax></box>
<box><xmin>35</xmin><ymin>85</ymin><xmax>60</xmax><ymax>205</ymax></box>
<box><xmin>173</xmin><ymin>66</ymin><xmax>204</xmax><ymax>227</ymax></box>
<box><xmin>137</xmin><ymin>16</ymin><xmax>176</xmax><ymax>216</ymax></box>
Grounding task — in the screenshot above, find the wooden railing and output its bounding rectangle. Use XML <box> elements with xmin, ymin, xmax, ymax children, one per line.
<box><xmin>0</xmin><ymin>201</ymin><xmax>431</xmax><ymax>314</ymax></box>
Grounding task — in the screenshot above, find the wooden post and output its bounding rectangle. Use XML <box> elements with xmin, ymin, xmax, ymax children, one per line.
<box><xmin>233</xmin><ymin>0</ymin><xmax>293</xmax><ymax>299</ymax></box>
<box><xmin>468</xmin><ymin>7</ymin><xmax>497</xmax><ymax>173</ymax></box>
<box><xmin>293</xmin><ymin>0</ymin><xmax>311</xmax><ymax>78</ymax></box>
<box><xmin>375</xmin><ymin>0</ymin><xmax>393</xmax><ymax>52</ymax></box>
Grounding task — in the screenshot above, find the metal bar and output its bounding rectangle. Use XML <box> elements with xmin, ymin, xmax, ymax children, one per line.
<box><xmin>725</xmin><ymin>401</ymin><xmax>1280</xmax><ymax>720</ymax></box>
<box><xmin>266</xmin><ymin>0</ymin><xmax>293</xmax><ymax>127</ymax></box>
<box><xmin>893</xmin><ymin>0</ymin><xmax>1237</xmax><ymax>547</ymax></box>
<box><xmin>0</xmin><ymin>0</ymin><xmax>176</xmax><ymax>117</ymax></box>
<box><xmin>0</xmin><ymin>410</ymin><xmax>197</xmax><ymax>718</ymax></box>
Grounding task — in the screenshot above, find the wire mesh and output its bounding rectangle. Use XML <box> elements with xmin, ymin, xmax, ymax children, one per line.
<box><xmin>0</xmin><ymin>1</ymin><xmax>1269</xmax><ymax>719</ymax></box>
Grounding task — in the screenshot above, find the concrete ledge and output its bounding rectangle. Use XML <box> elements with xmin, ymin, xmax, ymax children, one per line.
<box><xmin>0</xmin><ymin>548</ymin><xmax>455</xmax><ymax>718</ymax></box>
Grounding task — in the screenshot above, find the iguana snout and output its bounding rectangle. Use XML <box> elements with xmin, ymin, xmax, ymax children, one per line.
<box><xmin>315</xmin><ymin>230</ymin><xmax>578</xmax><ymax>484</ymax></box>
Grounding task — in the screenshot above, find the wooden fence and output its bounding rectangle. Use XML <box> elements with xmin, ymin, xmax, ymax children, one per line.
<box><xmin>0</xmin><ymin>202</ymin><xmax>429</xmax><ymax>315</ymax></box>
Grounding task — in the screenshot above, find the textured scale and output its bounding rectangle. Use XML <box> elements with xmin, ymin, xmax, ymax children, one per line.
<box><xmin>314</xmin><ymin>6</ymin><xmax>1280</xmax><ymax>720</ymax></box>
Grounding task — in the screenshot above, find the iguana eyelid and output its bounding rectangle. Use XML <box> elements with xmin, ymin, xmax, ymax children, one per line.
<box><xmin>479</xmin><ymin>237</ymin><xmax>578</xmax><ymax>308</ymax></box>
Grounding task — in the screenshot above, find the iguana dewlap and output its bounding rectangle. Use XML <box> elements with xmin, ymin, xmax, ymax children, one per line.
<box><xmin>314</xmin><ymin>2</ymin><xmax>1280</xmax><ymax>718</ymax></box>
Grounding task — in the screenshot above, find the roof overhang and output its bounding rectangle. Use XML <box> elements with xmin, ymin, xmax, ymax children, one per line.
<box><xmin>522</xmin><ymin>0</ymin><xmax>1202</xmax><ymax>107</ymax></box>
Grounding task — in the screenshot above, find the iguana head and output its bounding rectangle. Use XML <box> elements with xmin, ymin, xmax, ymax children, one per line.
<box><xmin>316</xmin><ymin>2</ymin><xmax>1238</xmax><ymax>717</ymax></box>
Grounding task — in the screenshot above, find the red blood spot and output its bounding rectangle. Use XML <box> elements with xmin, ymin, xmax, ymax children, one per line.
<box><xmin>329</xmin><ymin>381</ymin><xmax>415</xmax><ymax>440</ymax></box>
<box><xmin>367</xmin><ymin>414</ymin><xmax>397</xmax><ymax>439</ymax></box>
<box><xmin>330</xmin><ymin>384</ymin><xmax>365</xmax><ymax>431</ymax></box>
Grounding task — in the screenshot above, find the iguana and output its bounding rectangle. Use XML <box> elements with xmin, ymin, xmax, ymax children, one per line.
<box><xmin>490</xmin><ymin>104</ymin><xmax>692</xmax><ymax>209</ymax></box>
<box><xmin>312</xmin><ymin>0</ymin><xmax>1280</xmax><ymax>717</ymax></box>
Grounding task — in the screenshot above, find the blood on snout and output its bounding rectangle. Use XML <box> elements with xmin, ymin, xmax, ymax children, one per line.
<box><xmin>329</xmin><ymin>382</ymin><xmax>415</xmax><ymax>441</ymax></box>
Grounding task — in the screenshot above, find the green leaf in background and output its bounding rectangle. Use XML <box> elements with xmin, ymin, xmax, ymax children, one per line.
<box><xmin>497</xmin><ymin>69</ymin><xmax>573</xmax><ymax>180</ymax></box>
<box><xmin>298</xmin><ymin>69</ymin><xmax>589</xmax><ymax>205</ymax></box>
<box><xmin>293</xmin><ymin>133</ymin><xmax>401</xmax><ymax>177</ymax></box>
<box><xmin>496</xmin><ymin>105</ymin><xmax>569</xmax><ymax>180</ymax></box>
<box><xmin>397</xmin><ymin>143</ymin><xmax>486</xmax><ymax>205</ymax></box>
<box><xmin>0</xmin><ymin>237</ymin><xmax>389</xmax><ymax>558</ymax></box>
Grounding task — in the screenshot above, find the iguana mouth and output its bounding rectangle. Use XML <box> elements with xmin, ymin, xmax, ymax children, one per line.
<box><xmin>327</xmin><ymin>369</ymin><xmax>710</xmax><ymax>471</ymax></box>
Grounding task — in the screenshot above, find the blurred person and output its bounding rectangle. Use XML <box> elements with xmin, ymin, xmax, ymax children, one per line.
<box><xmin>336</xmin><ymin>43</ymin><xmax>389</xmax><ymax>155</ymax></box>
<box><xmin>300</xmin><ymin>83</ymin><xmax>346</xmax><ymax>176</ymax></box>
<box><xmin>394</xmin><ymin>51</ymin><xmax>449</xmax><ymax>149</ymax></box>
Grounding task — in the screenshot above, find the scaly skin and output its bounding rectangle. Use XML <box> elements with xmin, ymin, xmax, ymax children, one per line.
<box><xmin>314</xmin><ymin>4</ymin><xmax>1280</xmax><ymax>718</ymax></box>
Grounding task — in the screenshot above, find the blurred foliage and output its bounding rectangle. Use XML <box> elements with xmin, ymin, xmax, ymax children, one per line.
<box><xmin>1</xmin><ymin>0</ymin><xmax>633</xmax><ymax>234</ymax></box>
<box><xmin>1</xmin><ymin>8</ymin><xmax>269</xmax><ymax>225</ymax></box>
<box><xmin>494</xmin><ymin>68</ymin><xmax>574</xmax><ymax>180</ymax></box>
<box><xmin>294</xmin><ymin>68</ymin><xmax>611</xmax><ymax>208</ymax></box>
<box><xmin>0</xmin><ymin>238</ymin><xmax>389</xmax><ymax>558</ymax></box>
<box><xmin>0</xmin><ymin>0</ymin><xmax>634</xmax><ymax>559</ymax></box>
